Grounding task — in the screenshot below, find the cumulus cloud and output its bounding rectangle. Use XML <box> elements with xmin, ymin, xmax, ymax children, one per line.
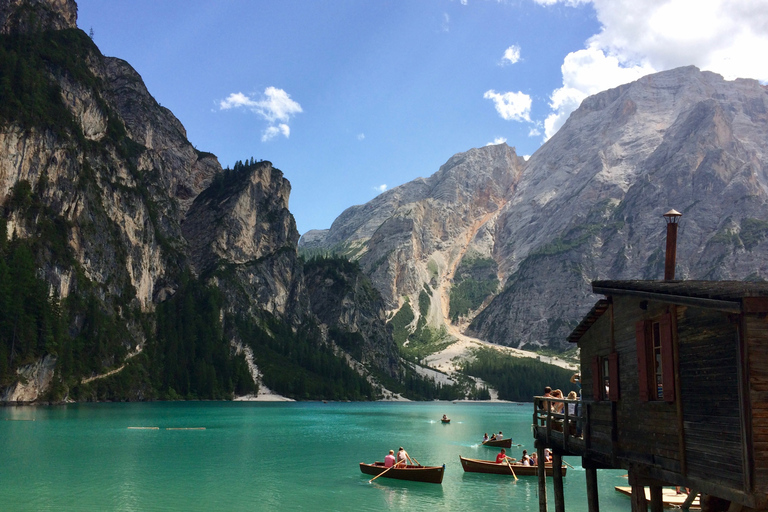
<box><xmin>484</xmin><ymin>90</ymin><xmax>532</xmax><ymax>122</ymax></box>
<box><xmin>220</xmin><ymin>86</ymin><xmax>302</xmax><ymax>141</ymax></box>
<box><xmin>357</xmin><ymin>133</ymin><xmax>365</xmax><ymax>141</ymax></box>
<box><xmin>374</xmin><ymin>184</ymin><xmax>387</xmax><ymax>193</ymax></box>
<box><xmin>528</xmin><ymin>127</ymin><xmax>541</xmax><ymax>137</ymax></box>
<box><xmin>486</xmin><ymin>137</ymin><xmax>507</xmax><ymax>146</ymax></box>
<box><xmin>543</xmin><ymin>45</ymin><xmax>653</xmax><ymax>139</ymax></box>
<box><xmin>501</xmin><ymin>45</ymin><xmax>521</xmax><ymax>65</ymax></box>
<box><xmin>538</xmin><ymin>0</ymin><xmax>768</xmax><ymax>140</ymax></box>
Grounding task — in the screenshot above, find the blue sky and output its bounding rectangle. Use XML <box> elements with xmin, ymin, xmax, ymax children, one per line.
<box><xmin>76</xmin><ymin>0</ymin><xmax>768</xmax><ymax>236</ymax></box>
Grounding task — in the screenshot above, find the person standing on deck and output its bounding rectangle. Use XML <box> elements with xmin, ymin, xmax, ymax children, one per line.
<box><xmin>384</xmin><ymin>450</ymin><xmax>396</xmax><ymax>468</ymax></box>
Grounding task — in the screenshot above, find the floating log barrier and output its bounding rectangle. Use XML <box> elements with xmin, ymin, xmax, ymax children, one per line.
<box><xmin>166</xmin><ymin>427</ymin><xmax>206</xmax><ymax>430</ymax></box>
<box><xmin>127</xmin><ymin>426</ymin><xmax>159</xmax><ymax>430</ymax></box>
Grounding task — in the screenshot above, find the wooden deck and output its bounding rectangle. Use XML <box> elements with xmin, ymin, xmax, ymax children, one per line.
<box><xmin>615</xmin><ymin>486</ymin><xmax>700</xmax><ymax>509</ymax></box>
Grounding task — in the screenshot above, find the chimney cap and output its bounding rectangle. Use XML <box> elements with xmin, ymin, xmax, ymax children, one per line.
<box><xmin>663</xmin><ymin>209</ymin><xmax>682</xmax><ymax>217</ymax></box>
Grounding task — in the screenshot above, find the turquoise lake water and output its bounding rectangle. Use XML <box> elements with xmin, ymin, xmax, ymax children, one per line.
<box><xmin>0</xmin><ymin>402</ymin><xmax>630</xmax><ymax>511</ymax></box>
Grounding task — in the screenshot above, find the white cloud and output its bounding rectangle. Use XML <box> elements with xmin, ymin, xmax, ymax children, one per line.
<box><xmin>528</xmin><ymin>127</ymin><xmax>541</xmax><ymax>137</ymax></box>
<box><xmin>460</xmin><ymin>0</ymin><xmax>468</xmax><ymax>4</ymax></box>
<box><xmin>486</xmin><ymin>137</ymin><xmax>507</xmax><ymax>146</ymax></box>
<box><xmin>220</xmin><ymin>86</ymin><xmax>302</xmax><ymax>142</ymax></box>
<box><xmin>543</xmin><ymin>45</ymin><xmax>653</xmax><ymax>139</ymax></box>
<box><xmin>357</xmin><ymin>133</ymin><xmax>365</xmax><ymax>141</ymax></box>
<box><xmin>538</xmin><ymin>0</ymin><xmax>768</xmax><ymax>140</ymax></box>
<box><xmin>501</xmin><ymin>45</ymin><xmax>521</xmax><ymax>65</ymax></box>
<box><xmin>484</xmin><ymin>90</ymin><xmax>532</xmax><ymax>122</ymax></box>
<box><xmin>374</xmin><ymin>184</ymin><xmax>387</xmax><ymax>193</ymax></box>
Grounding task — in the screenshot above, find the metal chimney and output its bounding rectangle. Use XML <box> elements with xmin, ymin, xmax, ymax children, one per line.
<box><xmin>663</xmin><ymin>209</ymin><xmax>682</xmax><ymax>281</ymax></box>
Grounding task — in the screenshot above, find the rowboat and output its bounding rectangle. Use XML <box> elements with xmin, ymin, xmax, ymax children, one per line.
<box><xmin>482</xmin><ymin>438</ymin><xmax>513</xmax><ymax>448</ymax></box>
<box><xmin>441</xmin><ymin>418</ymin><xmax>451</xmax><ymax>423</ymax></box>
<box><xmin>359</xmin><ymin>462</ymin><xmax>445</xmax><ymax>484</ymax></box>
<box><xmin>459</xmin><ymin>456</ymin><xmax>566</xmax><ymax>477</ymax></box>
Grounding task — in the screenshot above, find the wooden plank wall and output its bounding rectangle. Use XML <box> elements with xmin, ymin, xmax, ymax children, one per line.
<box><xmin>613</xmin><ymin>297</ymin><xmax>681</xmax><ymax>470</ymax></box>
<box><xmin>678</xmin><ymin>307</ymin><xmax>743</xmax><ymax>488</ymax></box>
<box><xmin>579</xmin><ymin>296</ymin><xmax>745</xmax><ymax>486</ymax></box>
<box><xmin>746</xmin><ymin>315</ymin><xmax>768</xmax><ymax>493</ymax></box>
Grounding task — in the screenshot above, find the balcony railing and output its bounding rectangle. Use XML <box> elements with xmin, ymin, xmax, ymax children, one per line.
<box><xmin>532</xmin><ymin>396</ymin><xmax>586</xmax><ymax>455</ymax></box>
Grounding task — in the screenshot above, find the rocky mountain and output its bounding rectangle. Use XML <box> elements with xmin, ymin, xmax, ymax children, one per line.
<box><xmin>0</xmin><ymin>0</ymin><xmax>402</xmax><ymax>402</ymax></box>
<box><xmin>305</xmin><ymin>66</ymin><xmax>768</xmax><ymax>351</ymax></box>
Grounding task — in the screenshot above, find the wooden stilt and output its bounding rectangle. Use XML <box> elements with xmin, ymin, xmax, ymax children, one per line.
<box><xmin>649</xmin><ymin>486</ymin><xmax>663</xmax><ymax>512</ymax></box>
<box><xmin>681</xmin><ymin>491</ymin><xmax>697</xmax><ymax>510</ymax></box>
<box><xmin>537</xmin><ymin>442</ymin><xmax>548</xmax><ymax>512</ymax></box>
<box><xmin>553</xmin><ymin>450</ymin><xmax>565</xmax><ymax>512</ymax></box>
<box><xmin>630</xmin><ymin>484</ymin><xmax>647</xmax><ymax>512</ymax></box>
<box><xmin>585</xmin><ymin>465</ymin><xmax>600</xmax><ymax>512</ymax></box>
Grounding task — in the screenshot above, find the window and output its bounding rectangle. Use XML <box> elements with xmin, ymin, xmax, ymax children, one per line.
<box><xmin>592</xmin><ymin>352</ymin><xmax>619</xmax><ymax>402</ymax></box>
<box><xmin>652</xmin><ymin>321</ymin><xmax>663</xmax><ymax>399</ymax></box>
<box><xmin>636</xmin><ymin>313</ymin><xmax>675</xmax><ymax>402</ymax></box>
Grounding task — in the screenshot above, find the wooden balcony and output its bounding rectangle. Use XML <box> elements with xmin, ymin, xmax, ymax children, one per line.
<box><xmin>532</xmin><ymin>396</ymin><xmax>587</xmax><ymax>457</ymax></box>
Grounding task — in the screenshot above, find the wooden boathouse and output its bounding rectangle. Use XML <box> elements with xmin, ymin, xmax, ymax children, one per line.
<box><xmin>533</xmin><ymin>211</ymin><xmax>768</xmax><ymax>511</ymax></box>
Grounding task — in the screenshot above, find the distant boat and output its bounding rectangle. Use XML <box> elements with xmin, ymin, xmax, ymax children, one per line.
<box><xmin>459</xmin><ymin>456</ymin><xmax>565</xmax><ymax>477</ymax></box>
<box><xmin>482</xmin><ymin>438</ymin><xmax>512</xmax><ymax>448</ymax></box>
<box><xmin>441</xmin><ymin>418</ymin><xmax>451</xmax><ymax>423</ymax></box>
<box><xmin>359</xmin><ymin>462</ymin><xmax>445</xmax><ymax>484</ymax></box>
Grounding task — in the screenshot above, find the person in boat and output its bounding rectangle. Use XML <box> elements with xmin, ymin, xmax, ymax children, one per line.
<box><xmin>489</xmin><ymin>433</ymin><xmax>497</xmax><ymax>441</ymax></box>
<box><xmin>544</xmin><ymin>448</ymin><xmax>552</xmax><ymax>463</ymax></box>
<box><xmin>530</xmin><ymin>452</ymin><xmax>538</xmax><ymax>466</ymax></box>
<box><xmin>384</xmin><ymin>450</ymin><xmax>396</xmax><ymax>468</ymax></box>
<box><xmin>396</xmin><ymin>447</ymin><xmax>411</xmax><ymax>466</ymax></box>
<box><xmin>442</xmin><ymin>414</ymin><xmax>448</xmax><ymax>421</ymax></box>
<box><xmin>483</xmin><ymin>433</ymin><xmax>489</xmax><ymax>442</ymax></box>
<box><xmin>520</xmin><ymin>449</ymin><xmax>528</xmax><ymax>464</ymax></box>
<box><xmin>497</xmin><ymin>431</ymin><xmax>503</xmax><ymax>439</ymax></box>
<box><xmin>495</xmin><ymin>448</ymin><xmax>512</xmax><ymax>464</ymax></box>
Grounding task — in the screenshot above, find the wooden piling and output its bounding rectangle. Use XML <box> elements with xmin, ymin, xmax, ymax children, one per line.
<box><xmin>537</xmin><ymin>441</ymin><xmax>548</xmax><ymax>512</ymax></box>
<box><xmin>585</xmin><ymin>463</ymin><xmax>600</xmax><ymax>512</ymax></box>
<box><xmin>553</xmin><ymin>450</ymin><xmax>565</xmax><ymax>512</ymax></box>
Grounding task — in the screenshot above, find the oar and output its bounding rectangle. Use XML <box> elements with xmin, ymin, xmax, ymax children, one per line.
<box><xmin>505</xmin><ymin>457</ymin><xmax>518</xmax><ymax>481</ymax></box>
<box><xmin>562</xmin><ymin>460</ymin><xmax>575</xmax><ymax>469</ymax></box>
<box><xmin>408</xmin><ymin>455</ymin><xmax>420</xmax><ymax>467</ymax></box>
<box><xmin>369</xmin><ymin>465</ymin><xmax>396</xmax><ymax>483</ymax></box>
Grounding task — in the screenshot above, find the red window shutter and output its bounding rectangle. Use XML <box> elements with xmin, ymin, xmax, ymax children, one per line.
<box><xmin>608</xmin><ymin>352</ymin><xmax>619</xmax><ymax>401</ymax></box>
<box><xmin>660</xmin><ymin>312</ymin><xmax>675</xmax><ymax>402</ymax></box>
<box><xmin>635</xmin><ymin>320</ymin><xmax>649</xmax><ymax>402</ymax></box>
<box><xmin>591</xmin><ymin>356</ymin><xmax>601</xmax><ymax>401</ymax></box>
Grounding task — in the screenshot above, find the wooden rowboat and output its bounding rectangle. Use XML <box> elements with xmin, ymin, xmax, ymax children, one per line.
<box><xmin>360</xmin><ymin>462</ymin><xmax>445</xmax><ymax>484</ymax></box>
<box><xmin>459</xmin><ymin>456</ymin><xmax>566</xmax><ymax>477</ymax></box>
<box><xmin>482</xmin><ymin>438</ymin><xmax>513</xmax><ymax>448</ymax></box>
<box><xmin>441</xmin><ymin>418</ymin><xmax>451</xmax><ymax>423</ymax></box>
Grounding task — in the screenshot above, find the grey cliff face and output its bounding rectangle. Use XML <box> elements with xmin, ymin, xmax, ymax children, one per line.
<box><xmin>302</xmin><ymin>143</ymin><xmax>525</xmax><ymax>309</ymax></box>
<box><xmin>472</xmin><ymin>66</ymin><xmax>768</xmax><ymax>348</ymax></box>
<box><xmin>182</xmin><ymin>161</ymin><xmax>305</xmax><ymax>320</ymax></box>
<box><xmin>0</xmin><ymin>0</ymin><xmax>76</xmax><ymax>34</ymax></box>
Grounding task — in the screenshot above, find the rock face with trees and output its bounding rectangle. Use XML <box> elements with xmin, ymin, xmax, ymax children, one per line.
<box><xmin>305</xmin><ymin>67</ymin><xmax>768</xmax><ymax>351</ymax></box>
<box><xmin>0</xmin><ymin>0</ymin><xmax>401</xmax><ymax>401</ymax></box>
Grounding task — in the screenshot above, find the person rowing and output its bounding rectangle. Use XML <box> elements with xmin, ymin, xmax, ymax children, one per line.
<box><xmin>495</xmin><ymin>448</ymin><xmax>514</xmax><ymax>465</ymax></box>
<box><xmin>397</xmin><ymin>447</ymin><xmax>413</xmax><ymax>466</ymax></box>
